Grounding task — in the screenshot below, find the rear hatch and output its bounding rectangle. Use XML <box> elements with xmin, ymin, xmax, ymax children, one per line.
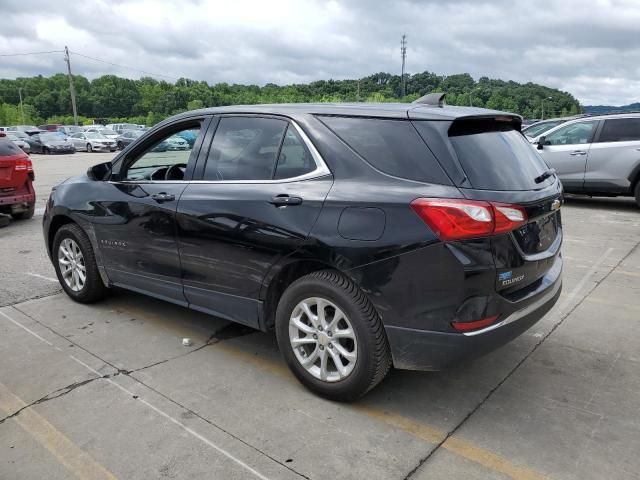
<box><xmin>0</xmin><ymin>136</ymin><xmax>32</xmax><ymax>195</ymax></box>
<box><xmin>412</xmin><ymin>115</ymin><xmax>563</xmax><ymax>297</ymax></box>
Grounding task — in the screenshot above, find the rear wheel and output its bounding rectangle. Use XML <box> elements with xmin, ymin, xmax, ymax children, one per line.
<box><xmin>11</xmin><ymin>203</ymin><xmax>35</xmax><ymax>220</ymax></box>
<box><xmin>52</xmin><ymin>224</ymin><xmax>108</xmax><ymax>303</ymax></box>
<box><xmin>87</xmin><ymin>143</ymin><xmax>92</xmax><ymax>153</ymax></box>
<box><xmin>634</xmin><ymin>181</ymin><xmax>640</xmax><ymax>208</ymax></box>
<box><xmin>42</xmin><ymin>147</ymin><xmax>50</xmax><ymax>155</ymax></box>
<box><xmin>275</xmin><ymin>270</ymin><xmax>391</xmax><ymax>401</ymax></box>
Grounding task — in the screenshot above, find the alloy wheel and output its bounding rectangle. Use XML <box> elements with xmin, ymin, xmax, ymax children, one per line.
<box><xmin>58</xmin><ymin>238</ymin><xmax>86</xmax><ymax>292</ymax></box>
<box><xmin>289</xmin><ymin>297</ymin><xmax>357</xmax><ymax>382</ymax></box>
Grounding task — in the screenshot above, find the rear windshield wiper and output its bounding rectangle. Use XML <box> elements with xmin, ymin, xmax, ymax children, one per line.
<box><xmin>534</xmin><ymin>168</ymin><xmax>556</xmax><ymax>184</ymax></box>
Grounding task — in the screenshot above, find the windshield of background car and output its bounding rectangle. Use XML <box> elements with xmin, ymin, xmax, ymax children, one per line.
<box><xmin>523</xmin><ymin>120</ymin><xmax>564</xmax><ymax>138</ymax></box>
<box><xmin>41</xmin><ymin>133</ymin><xmax>67</xmax><ymax>141</ymax></box>
<box><xmin>86</xmin><ymin>133</ymin><xmax>107</xmax><ymax>140</ymax></box>
<box><xmin>100</xmin><ymin>129</ymin><xmax>117</xmax><ymax>135</ymax></box>
<box><xmin>448</xmin><ymin>119</ymin><xmax>554</xmax><ymax>191</ymax></box>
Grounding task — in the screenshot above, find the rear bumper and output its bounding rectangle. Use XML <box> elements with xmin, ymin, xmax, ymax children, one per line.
<box><xmin>386</xmin><ymin>255</ymin><xmax>562</xmax><ymax>371</ymax></box>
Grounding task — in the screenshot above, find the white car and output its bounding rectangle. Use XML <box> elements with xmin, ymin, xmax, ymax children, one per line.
<box><xmin>69</xmin><ymin>132</ymin><xmax>117</xmax><ymax>152</ymax></box>
<box><xmin>83</xmin><ymin>128</ymin><xmax>119</xmax><ymax>141</ymax></box>
<box><xmin>166</xmin><ymin>135</ymin><xmax>190</xmax><ymax>150</ymax></box>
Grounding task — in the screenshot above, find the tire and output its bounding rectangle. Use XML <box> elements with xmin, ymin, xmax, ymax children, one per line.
<box><xmin>52</xmin><ymin>224</ymin><xmax>108</xmax><ymax>303</ymax></box>
<box><xmin>11</xmin><ymin>203</ymin><xmax>35</xmax><ymax>220</ymax></box>
<box><xmin>43</xmin><ymin>147</ymin><xmax>50</xmax><ymax>155</ymax></box>
<box><xmin>275</xmin><ymin>270</ymin><xmax>391</xmax><ymax>401</ymax></box>
<box><xmin>87</xmin><ymin>143</ymin><xmax>92</xmax><ymax>153</ymax></box>
<box><xmin>117</xmin><ymin>141</ymin><xmax>124</xmax><ymax>150</ymax></box>
<box><xmin>634</xmin><ymin>181</ymin><xmax>640</xmax><ymax>208</ymax></box>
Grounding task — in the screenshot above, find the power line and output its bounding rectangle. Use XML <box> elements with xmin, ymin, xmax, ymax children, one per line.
<box><xmin>69</xmin><ymin>50</ymin><xmax>179</xmax><ymax>80</ymax></box>
<box><xmin>0</xmin><ymin>50</ymin><xmax>63</xmax><ymax>57</ymax></box>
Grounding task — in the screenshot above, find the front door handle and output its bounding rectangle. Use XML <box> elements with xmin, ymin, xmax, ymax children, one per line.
<box><xmin>269</xmin><ymin>194</ymin><xmax>303</xmax><ymax>207</ymax></box>
<box><xmin>569</xmin><ymin>150</ymin><xmax>587</xmax><ymax>156</ymax></box>
<box><xmin>151</xmin><ymin>192</ymin><xmax>175</xmax><ymax>202</ymax></box>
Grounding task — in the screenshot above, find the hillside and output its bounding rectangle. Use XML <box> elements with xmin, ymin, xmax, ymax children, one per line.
<box><xmin>0</xmin><ymin>71</ymin><xmax>581</xmax><ymax>126</ymax></box>
<box><xmin>583</xmin><ymin>103</ymin><xmax>640</xmax><ymax>115</ymax></box>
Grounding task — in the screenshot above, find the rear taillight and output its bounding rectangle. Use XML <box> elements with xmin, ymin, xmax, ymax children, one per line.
<box><xmin>411</xmin><ymin>198</ymin><xmax>527</xmax><ymax>241</ymax></box>
<box><xmin>451</xmin><ymin>315</ymin><xmax>499</xmax><ymax>332</ymax></box>
<box><xmin>13</xmin><ymin>157</ymin><xmax>33</xmax><ymax>172</ymax></box>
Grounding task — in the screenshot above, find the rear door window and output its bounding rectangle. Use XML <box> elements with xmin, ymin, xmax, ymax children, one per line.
<box><xmin>544</xmin><ymin>121</ymin><xmax>597</xmax><ymax>145</ymax></box>
<box><xmin>448</xmin><ymin>120</ymin><xmax>553</xmax><ymax>191</ymax></box>
<box><xmin>319</xmin><ymin>116</ymin><xmax>451</xmax><ymax>184</ymax></box>
<box><xmin>597</xmin><ymin>118</ymin><xmax>640</xmax><ymax>143</ymax></box>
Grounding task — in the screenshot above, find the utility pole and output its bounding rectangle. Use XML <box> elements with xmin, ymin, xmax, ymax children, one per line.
<box><xmin>400</xmin><ymin>34</ymin><xmax>407</xmax><ymax>98</ymax></box>
<box><xmin>18</xmin><ymin>87</ymin><xmax>25</xmax><ymax>124</ymax></box>
<box><xmin>541</xmin><ymin>96</ymin><xmax>552</xmax><ymax>120</ymax></box>
<box><xmin>357</xmin><ymin>80</ymin><xmax>360</xmax><ymax>102</ymax></box>
<box><xmin>64</xmin><ymin>46</ymin><xmax>79</xmax><ymax>125</ymax></box>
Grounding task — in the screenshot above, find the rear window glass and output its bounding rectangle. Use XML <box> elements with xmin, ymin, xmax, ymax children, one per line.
<box><xmin>319</xmin><ymin>116</ymin><xmax>451</xmax><ymax>185</ymax></box>
<box><xmin>598</xmin><ymin>118</ymin><xmax>640</xmax><ymax>143</ymax></box>
<box><xmin>0</xmin><ymin>138</ymin><xmax>23</xmax><ymax>156</ymax></box>
<box><xmin>522</xmin><ymin>120</ymin><xmax>564</xmax><ymax>138</ymax></box>
<box><xmin>448</xmin><ymin>120</ymin><xmax>553</xmax><ymax>191</ymax></box>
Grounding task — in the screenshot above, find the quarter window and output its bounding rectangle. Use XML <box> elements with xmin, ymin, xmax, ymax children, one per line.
<box><xmin>123</xmin><ymin>123</ymin><xmax>201</xmax><ymax>181</ymax></box>
<box><xmin>544</xmin><ymin>121</ymin><xmax>597</xmax><ymax>145</ymax></box>
<box><xmin>273</xmin><ymin>126</ymin><xmax>316</xmax><ymax>179</ymax></box>
<box><xmin>203</xmin><ymin>117</ymin><xmax>287</xmax><ymax>181</ymax></box>
<box><xmin>597</xmin><ymin>118</ymin><xmax>640</xmax><ymax>143</ymax></box>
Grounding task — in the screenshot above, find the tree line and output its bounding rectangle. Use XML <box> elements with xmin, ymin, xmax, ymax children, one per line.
<box><xmin>0</xmin><ymin>71</ymin><xmax>581</xmax><ymax>126</ymax></box>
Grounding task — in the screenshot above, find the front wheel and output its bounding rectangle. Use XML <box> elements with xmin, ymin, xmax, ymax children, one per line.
<box><xmin>52</xmin><ymin>224</ymin><xmax>108</xmax><ymax>303</ymax></box>
<box><xmin>117</xmin><ymin>141</ymin><xmax>124</xmax><ymax>150</ymax></box>
<box><xmin>275</xmin><ymin>270</ymin><xmax>391</xmax><ymax>401</ymax></box>
<box><xmin>87</xmin><ymin>143</ymin><xmax>93</xmax><ymax>153</ymax></box>
<box><xmin>634</xmin><ymin>181</ymin><xmax>640</xmax><ymax>208</ymax></box>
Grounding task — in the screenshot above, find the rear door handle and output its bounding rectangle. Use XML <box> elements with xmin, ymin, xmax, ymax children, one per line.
<box><xmin>569</xmin><ymin>150</ymin><xmax>587</xmax><ymax>156</ymax></box>
<box><xmin>151</xmin><ymin>192</ymin><xmax>175</xmax><ymax>202</ymax></box>
<box><xmin>269</xmin><ymin>194</ymin><xmax>303</xmax><ymax>206</ymax></box>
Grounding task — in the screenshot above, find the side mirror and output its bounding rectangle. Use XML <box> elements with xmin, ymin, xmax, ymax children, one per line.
<box><xmin>87</xmin><ymin>161</ymin><xmax>112</xmax><ymax>181</ymax></box>
<box><xmin>537</xmin><ymin>136</ymin><xmax>546</xmax><ymax>150</ymax></box>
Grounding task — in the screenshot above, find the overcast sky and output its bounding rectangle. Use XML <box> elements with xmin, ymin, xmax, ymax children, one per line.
<box><xmin>1</xmin><ymin>0</ymin><xmax>639</xmax><ymax>105</ymax></box>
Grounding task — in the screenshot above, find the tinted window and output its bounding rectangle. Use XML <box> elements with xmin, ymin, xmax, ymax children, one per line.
<box><xmin>124</xmin><ymin>123</ymin><xmax>201</xmax><ymax>181</ymax></box>
<box><xmin>203</xmin><ymin>117</ymin><xmax>286</xmax><ymax>181</ymax></box>
<box><xmin>598</xmin><ymin>118</ymin><xmax>640</xmax><ymax>143</ymax></box>
<box><xmin>448</xmin><ymin>121</ymin><xmax>552</xmax><ymax>191</ymax></box>
<box><xmin>0</xmin><ymin>138</ymin><xmax>23</xmax><ymax>156</ymax></box>
<box><xmin>273</xmin><ymin>126</ymin><xmax>316</xmax><ymax>179</ymax></box>
<box><xmin>320</xmin><ymin>117</ymin><xmax>450</xmax><ymax>184</ymax></box>
<box><xmin>544</xmin><ymin>121</ymin><xmax>597</xmax><ymax>145</ymax></box>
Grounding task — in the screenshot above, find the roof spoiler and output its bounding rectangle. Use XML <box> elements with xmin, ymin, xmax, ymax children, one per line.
<box><xmin>412</xmin><ymin>92</ymin><xmax>446</xmax><ymax>107</ymax></box>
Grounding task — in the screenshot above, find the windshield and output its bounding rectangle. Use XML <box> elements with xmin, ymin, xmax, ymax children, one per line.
<box><xmin>99</xmin><ymin>129</ymin><xmax>117</xmax><ymax>135</ymax></box>
<box><xmin>86</xmin><ymin>132</ymin><xmax>107</xmax><ymax>140</ymax></box>
<box><xmin>41</xmin><ymin>132</ymin><xmax>68</xmax><ymax>141</ymax></box>
<box><xmin>523</xmin><ymin>120</ymin><xmax>565</xmax><ymax>138</ymax></box>
<box><xmin>8</xmin><ymin>135</ymin><xmax>20</xmax><ymax>141</ymax></box>
<box><xmin>64</xmin><ymin>126</ymin><xmax>83</xmax><ymax>133</ymax></box>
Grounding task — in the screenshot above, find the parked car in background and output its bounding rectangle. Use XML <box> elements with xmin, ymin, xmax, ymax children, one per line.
<box><xmin>83</xmin><ymin>127</ymin><xmax>118</xmax><ymax>140</ymax></box>
<box><xmin>165</xmin><ymin>135</ymin><xmax>189</xmax><ymax>150</ymax></box>
<box><xmin>6</xmin><ymin>125</ymin><xmax>41</xmax><ymax>136</ymax></box>
<box><xmin>106</xmin><ymin>123</ymin><xmax>142</xmax><ymax>135</ymax></box>
<box><xmin>535</xmin><ymin>113</ymin><xmax>640</xmax><ymax>206</ymax></box>
<box><xmin>69</xmin><ymin>132</ymin><xmax>117</xmax><ymax>152</ymax></box>
<box><xmin>43</xmin><ymin>99</ymin><xmax>563</xmax><ymax>400</ymax></box>
<box><xmin>0</xmin><ymin>132</ymin><xmax>35</xmax><ymax>219</ymax></box>
<box><xmin>523</xmin><ymin>115</ymin><xmax>587</xmax><ymax>142</ymax></box>
<box><xmin>7</xmin><ymin>133</ymin><xmax>31</xmax><ymax>153</ymax></box>
<box><xmin>38</xmin><ymin>124</ymin><xmax>63</xmax><ymax>132</ymax></box>
<box><xmin>58</xmin><ymin>125</ymin><xmax>84</xmax><ymax>136</ymax></box>
<box><xmin>115</xmin><ymin>129</ymin><xmax>144</xmax><ymax>150</ymax></box>
<box><xmin>26</xmin><ymin>132</ymin><xmax>75</xmax><ymax>154</ymax></box>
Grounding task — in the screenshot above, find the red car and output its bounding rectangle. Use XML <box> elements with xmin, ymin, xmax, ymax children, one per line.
<box><xmin>0</xmin><ymin>132</ymin><xmax>35</xmax><ymax>221</ymax></box>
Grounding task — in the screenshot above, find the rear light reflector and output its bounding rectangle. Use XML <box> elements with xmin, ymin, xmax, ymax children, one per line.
<box><xmin>451</xmin><ymin>315</ymin><xmax>499</xmax><ymax>332</ymax></box>
<box><xmin>411</xmin><ymin>198</ymin><xmax>527</xmax><ymax>241</ymax></box>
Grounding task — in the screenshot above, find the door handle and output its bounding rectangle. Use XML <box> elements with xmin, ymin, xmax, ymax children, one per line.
<box><xmin>151</xmin><ymin>192</ymin><xmax>175</xmax><ymax>202</ymax></box>
<box><xmin>269</xmin><ymin>194</ymin><xmax>303</xmax><ymax>206</ymax></box>
<box><xmin>569</xmin><ymin>151</ymin><xmax>587</xmax><ymax>156</ymax></box>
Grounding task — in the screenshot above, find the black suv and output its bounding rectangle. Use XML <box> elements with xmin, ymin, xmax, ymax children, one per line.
<box><xmin>43</xmin><ymin>96</ymin><xmax>563</xmax><ymax>401</ymax></box>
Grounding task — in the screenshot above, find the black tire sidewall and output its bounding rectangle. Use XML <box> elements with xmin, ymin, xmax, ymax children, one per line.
<box><xmin>52</xmin><ymin>224</ymin><xmax>106</xmax><ymax>303</ymax></box>
<box><xmin>275</xmin><ymin>273</ymin><xmax>383</xmax><ymax>401</ymax></box>
<box><xmin>634</xmin><ymin>181</ymin><xmax>640</xmax><ymax>208</ymax></box>
<box><xmin>87</xmin><ymin>144</ymin><xmax>92</xmax><ymax>152</ymax></box>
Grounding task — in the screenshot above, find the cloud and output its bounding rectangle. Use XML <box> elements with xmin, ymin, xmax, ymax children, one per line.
<box><xmin>0</xmin><ymin>0</ymin><xmax>638</xmax><ymax>105</ymax></box>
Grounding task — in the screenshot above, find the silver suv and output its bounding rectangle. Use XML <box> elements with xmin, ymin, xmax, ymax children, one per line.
<box><xmin>535</xmin><ymin>113</ymin><xmax>640</xmax><ymax>206</ymax></box>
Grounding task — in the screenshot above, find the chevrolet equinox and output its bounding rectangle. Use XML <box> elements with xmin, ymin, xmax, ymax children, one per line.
<box><xmin>43</xmin><ymin>95</ymin><xmax>563</xmax><ymax>401</ymax></box>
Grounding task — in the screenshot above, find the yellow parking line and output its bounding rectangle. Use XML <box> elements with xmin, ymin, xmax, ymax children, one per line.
<box><xmin>0</xmin><ymin>382</ymin><xmax>118</xmax><ymax>480</ymax></box>
<box><xmin>214</xmin><ymin>341</ymin><xmax>550</xmax><ymax>480</ymax></box>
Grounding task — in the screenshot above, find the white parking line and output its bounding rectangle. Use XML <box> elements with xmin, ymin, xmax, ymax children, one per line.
<box><xmin>26</xmin><ymin>273</ymin><xmax>58</xmax><ymax>283</ymax></box>
<box><xmin>0</xmin><ymin>308</ymin><xmax>271</xmax><ymax>480</ymax></box>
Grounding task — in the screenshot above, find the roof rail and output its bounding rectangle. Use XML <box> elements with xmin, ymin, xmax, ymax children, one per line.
<box><xmin>412</xmin><ymin>92</ymin><xmax>446</xmax><ymax>107</ymax></box>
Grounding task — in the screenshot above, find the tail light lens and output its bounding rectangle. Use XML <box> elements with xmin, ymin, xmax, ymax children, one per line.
<box><xmin>13</xmin><ymin>157</ymin><xmax>33</xmax><ymax>172</ymax></box>
<box><xmin>411</xmin><ymin>198</ymin><xmax>527</xmax><ymax>241</ymax></box>
<box><xmin>451</xmin><ymin>315</ymin><xmax>499</xmax><ymax>332</ymax></box>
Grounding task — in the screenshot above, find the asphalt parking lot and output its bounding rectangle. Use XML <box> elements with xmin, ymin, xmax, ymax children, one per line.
<box><xmin>1</xmin><ymin>152</ymin><xmax>639</xmax><ymax>480</ymax></box>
